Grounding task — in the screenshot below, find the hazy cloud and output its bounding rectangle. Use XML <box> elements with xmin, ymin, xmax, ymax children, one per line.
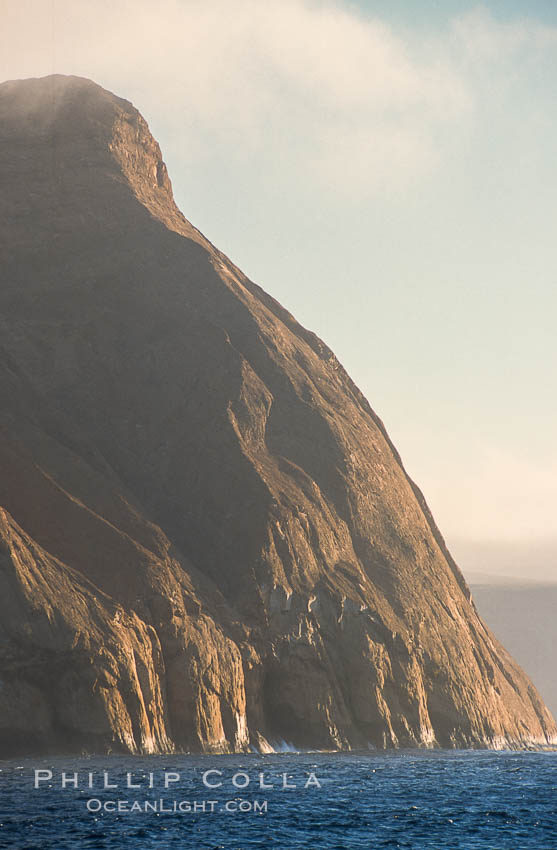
<box><xmin>2</xmin><ymin>1</ymin><xmax>556</xmax><ymax>195</ymax></box>
<box><xmin>0</xmin><ymin>0</ymin><xmax>478</xmax><ymax>193</ymax></box>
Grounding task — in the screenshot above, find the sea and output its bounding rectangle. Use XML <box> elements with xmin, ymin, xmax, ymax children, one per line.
<box><xmin>1</xmin><ymin>750</ymin><xmax>556</xmax><ymax>849</ymax></box>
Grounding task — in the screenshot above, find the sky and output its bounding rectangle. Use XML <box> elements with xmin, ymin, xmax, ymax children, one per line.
<box><xmin>1</xmin><ymin>0</ymin><xmax>556</xmax><ymax>580</ymax></box>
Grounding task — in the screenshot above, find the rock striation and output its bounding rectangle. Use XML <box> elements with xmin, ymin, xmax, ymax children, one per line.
<box><xmin>0</xmin><ymin>75</ymin><xmax>555</xmax><ymax>755</ymax></box>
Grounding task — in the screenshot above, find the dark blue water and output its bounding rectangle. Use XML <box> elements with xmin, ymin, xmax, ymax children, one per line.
<box><xmin>1</xmin><ymin>751</ymin><xmax>556</xmax><ymax>849</ymax></box>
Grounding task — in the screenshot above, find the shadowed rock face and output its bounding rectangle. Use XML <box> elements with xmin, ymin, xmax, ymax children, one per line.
<box><xmin>0</xmin><ymin>74</ymin><xmax>555</xmax><ymax>755</ymax></box>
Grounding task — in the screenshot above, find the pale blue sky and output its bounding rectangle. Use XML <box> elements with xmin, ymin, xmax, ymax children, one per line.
<box><xmin>349</xmin><ymin>0</ymin><xmax>557</xmax><ymax>28</ymax></box>
<box><xmin>2</xmin><ymin>0</ymin><xmax>556</xmax><ymax>577</ymax></box>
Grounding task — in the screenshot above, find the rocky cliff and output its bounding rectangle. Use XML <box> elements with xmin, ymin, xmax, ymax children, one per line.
<box><xmin>0</xmin><ymin>74</ymin><xmax>554</xmax><ymax>755</ymax></box>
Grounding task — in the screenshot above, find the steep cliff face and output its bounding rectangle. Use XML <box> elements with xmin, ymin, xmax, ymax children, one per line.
<box><xmin>0</xmin><ymin>74</ymin><xmax>555</xmax><ymax>754</ymax></box>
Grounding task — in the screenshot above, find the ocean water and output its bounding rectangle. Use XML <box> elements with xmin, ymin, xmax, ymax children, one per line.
<box><xmin>1</xmin><ymin>750</ymin><xmax>556</xmax><ymax>849</ymax></box>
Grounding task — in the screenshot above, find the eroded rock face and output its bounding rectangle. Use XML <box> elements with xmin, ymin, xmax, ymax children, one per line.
<box><xmin>0</xmin><ymin>74</ymin><xmax>555</xmax><ymax>754</ymax></box>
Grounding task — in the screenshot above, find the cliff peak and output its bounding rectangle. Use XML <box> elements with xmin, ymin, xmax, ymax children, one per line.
<box><xmin>0</xmin><ymin>74</ymin><xmax>134</xmax><ymax>138</ymax></box>
<box><xmin>0</xmin><ymin>74</ymin><xmax>202</xmax><ymax>244</ymax></box>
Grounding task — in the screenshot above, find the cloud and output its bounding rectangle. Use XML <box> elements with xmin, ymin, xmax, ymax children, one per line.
<box><xmin>3</xmin><ymin>1</ymin><xmax>557</xmax><ymax>198</ymax></box>
<box><xmin>1</xmin><ymin>0</ymin><xmax>472</xmax><ymax>194</ymax></box>
<box><xmin>450</xmin><ymin>6</ymin><xmax>557</xmax><ymax>64</ymax></box>
<box><xmin>3</xmin><ymin>1</ymin><xmax>557</xmax><ymax>196</ymax></box>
